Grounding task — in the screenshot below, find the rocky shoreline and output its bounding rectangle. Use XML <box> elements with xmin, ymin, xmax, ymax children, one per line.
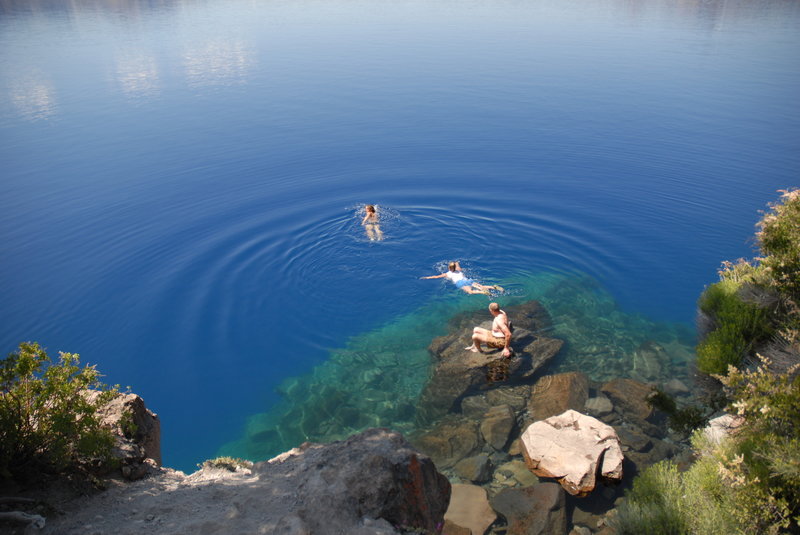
<box><xmin>3</xmin><ymin>297</ymin><xmax>699</xmax><ymax>534</ymax></box>
<box><xmin>406</xmin><ymin>300</ymin><xmax>695</xmax><ymax>533</ymax></box>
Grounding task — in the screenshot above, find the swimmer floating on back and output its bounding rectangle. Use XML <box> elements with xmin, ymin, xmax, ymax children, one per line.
<box><xmin>421</xmin><ymin>261</ymin><xmax>503</xmax><ymax>295</ymax></box>
<box><xmin>361</xmin><ymin>204</ymin><xmax>384</xmax><ymax>241</ymax></box>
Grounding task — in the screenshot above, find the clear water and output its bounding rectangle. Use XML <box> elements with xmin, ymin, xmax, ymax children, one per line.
<box><xmin>1</xmin><ymin>0</ymin><xmax>798</xmax><ymax>472</ymax></box>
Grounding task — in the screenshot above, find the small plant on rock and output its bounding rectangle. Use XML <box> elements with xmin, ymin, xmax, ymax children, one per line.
<box><xmin>200</xmin><ymin>456</ymin><xmax>254</xmax><ymax>472</ymax></box>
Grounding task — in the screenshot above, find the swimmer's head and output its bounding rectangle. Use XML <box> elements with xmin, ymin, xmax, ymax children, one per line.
<box><xmin>365</xmin><ymin>204</ymin><xmax>376</xmax><ymax>213</ymax></box>
<box><xmin>448</xmin><ymin>262</ymin><xmax>457</xmax><ymax>271</ymax></box>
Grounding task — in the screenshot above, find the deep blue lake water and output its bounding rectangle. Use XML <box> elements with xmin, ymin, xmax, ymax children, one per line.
<box><xmin>1</xmin><ymin>0</ymin><xmax>798</xmax><ymax>472</ymax></box>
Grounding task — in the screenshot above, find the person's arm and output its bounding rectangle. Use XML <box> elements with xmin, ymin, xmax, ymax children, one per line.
<box><xmin>361</xmin><ymin>213</ymin><xmax>370</xmax><ymax>225</ymax></box>
<box><xmin>421</xmin><ymin>273</ymin><xmax>447</xmax><ymax>279</ymax></box>
<box><xmin>500</xmin><ymin>317</ymin><xmax>512</xmax><ymax>355</ymax></box>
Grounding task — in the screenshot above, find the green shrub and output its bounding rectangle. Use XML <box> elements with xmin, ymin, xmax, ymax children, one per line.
<box><xmin>716</xmin><ymin>359</ymin><xmax>800</xmax><ymax>532</ymax></box>
<box><xmin>696</xmin><ymin>323</ymin><xmax>750</xmax><ymax>374</ymax></box>
<box><xmin>612</xmin><ymin>461</ymin><xmax>688</xmax><ymax>535</ymax></box>
<box><xmin>0</xmin><ymin>342</ymin><xmax>118</xmax><ymax>481</ymax></box>
<box><xmin>758</xmin><ymin>189</ymin><xmax>800</xmax><ymax>301</ymax></box>
<box><xmin>696</xmin><ymin>281</ymin><xmax>772</xmax><ymax>374</ymax></box>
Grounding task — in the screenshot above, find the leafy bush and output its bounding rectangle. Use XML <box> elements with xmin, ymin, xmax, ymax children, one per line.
<box><xmin>716</xmin><ymin>358</ymin><xmax>800</xmax><ymax>532</ymax></box>
<box><xmin>614</xmin><ymin>360</ymin><xmax>800</xmax><ymax>535</ymax></box>
<box><xmin>696</xmin><ymin>280</ymin><xmax>772</xmax><ymax>374</ymax></box>
<box><xmin>758</xmin><ymin>189</ymin><xmax>800</xmax><ymax>301</ymax></box>
<box><xmin>612</xmin><ymin>461</ymin><xmax>688</xmax><ymax>535</ymax></box>
<box><xmin>0</xmin><ymin>342</ymin><xmax>118</xmax><ymax>481</ymax></box>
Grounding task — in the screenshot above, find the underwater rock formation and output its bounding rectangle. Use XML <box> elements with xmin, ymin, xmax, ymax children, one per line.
<box><xmin>417</xmin><ymin>301</ymin><xmax>563</xmax><ymax>425</ymax></box>
<box><xmin>520</xmin><ymin>409</ymin><xmax>624</xmax><ymax>496</ymax></box>
<box><xmin>527</xmin><ymin>371</ymin><xmax>589</xmax><ymax>423</ymax></box>
<box><xmin>444</xmin><ymin>484</ymin><xmax>497</xmax><ymax>535</ymax></box>
<box><xmin>490</xmin><ymin>482</ymin><xmax>567</xmax><ymax>535</ymax></box>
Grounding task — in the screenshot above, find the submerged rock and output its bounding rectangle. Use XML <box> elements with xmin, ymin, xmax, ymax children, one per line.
<box><xmin>600</xmin><ymin>378</ymin><xmax>658</xmax><ymax>424</ymax></box>
<box><xmin>527</xmin><ymin>372</ymin><xmax>589</xmax><ymax>423</ymax></box>
<box><xmin>411</xmin><ymin>416</ymin><xmax>482</xmax><ymax>469</ymax></box>
<box><xmin>520</xmin><ymin>410</ymin><xmax>624</xmax><ymax>496</ymax></box>
<box><xmin>480</xmin><ymin>404</ymin><xmax>516</xmax><ymax>451</ymax></box>
<box><xmin>454</xmin><ymin>454</ymin><xmax>493</xmax><ymax>483</ymax></box>
<box><xmin>444</xmin><ymin>484</ymin><xmax>497</xmax><ymax>535</ymax></box>
<box><xmin>630</xmin><ymin>340</ymin><xmax>670</xmax><ymax>383</ymax></box>
<box><xmin>417</xmin><ymin>302</ymin><xmax>563</xmax><ymax>425</ymax></box>
<box><xmin>490</xmin><ymin>483</ymin><xmax>567</xmax><ymax>535</ymax></box>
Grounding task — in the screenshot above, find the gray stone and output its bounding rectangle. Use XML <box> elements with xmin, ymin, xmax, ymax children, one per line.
<box><xmin>86</xmin><ymin>391</ymin><xmax>161</xmax><ymax>479</ymax></box>
<box><xmin>584</xmin><ymin>395</ymin><xmax>613</xmax><ymax>416</ymax></box>
<box><xmin>703</xmin><ymin>413</ymin><xmax>744</xmax><ymax>446</ymax></box>
<box><xmin>527</xmin><ymin>372</ymin><xmax>589</xmax><ymax>423</ymax></box>
<box><xmin>461</xmin><ymin>395</ymin><xmax>491</xmax><ymax>418</ymax></box>
<box><xmin>454</xmin><ymin>454</ymin><xmax>493</xmax><ymax>483</ymax></box>
<box><xmin>481</xmin><ymin>404</ymin><xmax>516</xmax><ymax>451</ymax></box>
<box><xmin>486</xmin><ymin>385</ymin><xmax>530</xmax><ymax>411</ymax></box>
<box><xmin>616</xmin><ymin>426</ymin><xmax>652</xmax><ymax>453</ymax></box>
<box><xmin>663</xmin><ymin>378</ymin><xmax>691</xmax><ymax>396</ymax></box>
<box><xmin>631</xmin><ymin>340</ymin><xmax>668</xmax><ymax>383</ymax></box>
<box><xmin>490</xmin><ymin>483</ymin><xmax>566</xmax><ymax>535</ymax></box>
<box><xmin>495</xmin><ymin>460</ymin><xmax>539</xmax><ymax>487</ymax></box>
<box><xmin>411</xmin><ymin>416</ymin><xmax>482</xmax><ymax>469</ymax></box>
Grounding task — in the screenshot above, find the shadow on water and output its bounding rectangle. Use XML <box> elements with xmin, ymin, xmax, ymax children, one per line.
<box><xmin>219</xmin><ymin>270</ymin><xmax>696</xmax><ymax>462</ymax></box>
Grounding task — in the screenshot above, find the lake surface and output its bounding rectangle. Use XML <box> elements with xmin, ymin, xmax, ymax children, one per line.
<box><xmin>1</xmin><ymin>0</ymin><xmax>798</xmax><ymax>472</ymax></box>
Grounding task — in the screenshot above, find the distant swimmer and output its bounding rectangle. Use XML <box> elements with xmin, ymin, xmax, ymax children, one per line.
<box><xmin>361</xmin><ymin>204</ymin><xmax>384</xmax><ymax>241</ymax></box>
<box><xmin>421</xmin><ymin>261</ymin><xmax>503</xmax><ymax>295</ymax></box>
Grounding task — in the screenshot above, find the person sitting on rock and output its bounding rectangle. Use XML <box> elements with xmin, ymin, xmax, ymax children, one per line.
<box><xmin>421</xmin><ymin>261</ymin><xmax>502</xmax><ymax>295</ymax></box>
<box><xmin>465</xmin><ymin>302</ymin><xmax>513</xmax><ymax>357</ymax></box>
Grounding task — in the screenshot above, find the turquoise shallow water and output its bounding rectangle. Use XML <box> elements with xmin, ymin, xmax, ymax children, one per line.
<box><xmin>220</xmin><ymin>271</ymin><xmax>696</xmax><ymax>461</ymax></box>
<box><xmin>1</xmin><ymin>0</ymin><xmax>798</xmax><ymax>471</ymax></box>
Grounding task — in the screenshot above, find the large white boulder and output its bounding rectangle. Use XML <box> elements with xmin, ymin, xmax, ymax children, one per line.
<box><xmin>520</xmin><ymin>409</ymin><xmax>624</xmax><ymax>496</ymax></box>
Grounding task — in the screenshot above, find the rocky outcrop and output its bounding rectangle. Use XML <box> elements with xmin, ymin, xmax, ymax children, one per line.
<box><xmin>520</xmin><ymin>410</ymin><xmax>624</xmax><ymax>496</ymax></box>
<box><xmin>46</xmin><ymin>428</ymin><xmax>451</xmax><ymax>535</ymax></box>
<box><xmin>490</xmin><ymin>483</ymin><xmax>567</xmax><ymax>535</ymax></box>
<box><xmin>417</xmin><ymin>302</ymin><xmax>563</xmax><ymax>425</ymax></box>
<box><xmin>86</xmin><ymin>391</ymin><xmax>161</xmax><ymax>480</ymax></box>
